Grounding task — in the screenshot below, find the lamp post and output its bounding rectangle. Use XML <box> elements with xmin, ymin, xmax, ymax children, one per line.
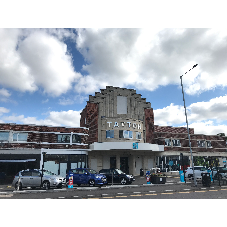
<box><xmin>180</xmin><ymin>64</ymin><xmax>198</xmax><ymax>187</ymax></box>
<box><xmin>41</xmin><ymin>151</ymin><xmax>47</xmax><ymax>188</ymax></box>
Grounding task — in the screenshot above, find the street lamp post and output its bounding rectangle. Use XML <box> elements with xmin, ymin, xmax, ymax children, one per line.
<box><xmin>41</xmin><ymin>151</ymin><xmax>47</xmax><ymax>188</ymax></box>
<box><xmin>180</xmin><ymin>64</ymin><xmax>198</xmax><ymax>187</ymax></box>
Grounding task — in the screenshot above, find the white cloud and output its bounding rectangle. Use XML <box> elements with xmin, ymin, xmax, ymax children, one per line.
<box><xmin>0</xmin><ymin>88</ymin><xmax>11</xmax><ymax>102</ymax></box>
<box><xmin>189</xmin><ymin>95</ymin><xmax>227</xmax><ymax>122</ymax></box>
<box><xmin>154</xmin><ymin>95</ymin><xmax>227</xmax><ymax>135</ymax></box>
<box><xmin>2</xmin><ymin>110</ymin><xmax>81</xmax><ymax>127</ymax></box>
<box><xmin>42</xmin><ymin>99</ymin><xmax>49</xmax><ymax>104</ymax></box>
<box><xmin>154</xmin><ymin>103</ymin><xmax>186</xmax><ymax>126</ymax></box>
<box><xmin>75</xmin><ymin>28</ymin><xmax>227</xmax><ymax>95</ymax></box>
<box><xmin>0</xmin><ymin>107</ymin><xmax>10</xmax><ymax>116</ymax></box>
<box><xmin>184</xmin><ymin>121</ymin><xmax>227</xmax><ymax>136</ymax></box>
<box><xmin>59</xmin><ymin>95</ymin><xmax>87</xmax><ymax>105</ymax></box>
<box><xmin>0</xmin><ymin>28</ymin><xmax>81</xmax><ymax>96</ymax></box>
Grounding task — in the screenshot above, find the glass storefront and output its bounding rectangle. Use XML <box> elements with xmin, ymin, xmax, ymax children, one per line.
<box><xmin>43</xmin><ymin>154</ymin><xmax>88</xmax><ymax>177</ymax></box>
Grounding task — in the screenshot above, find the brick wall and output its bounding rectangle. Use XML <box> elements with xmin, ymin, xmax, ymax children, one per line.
<box><xmin>144</xmin><ymin>108</ymin><xmax>154</xmax><ymax>143</ymax></box>
<box><xmin>0</xmin><ymin>123</ymin><xmax>89</xmax><ymax>149</ymax></box>
<box><xmin>154</xmin><ymin>125</ymin><xmax>194</xmax><ymax>134</ymax></box>
<box><xmin>80</xmin><ymin>102</ymin><xmax>99</xmax><ymax>144</ymax></box>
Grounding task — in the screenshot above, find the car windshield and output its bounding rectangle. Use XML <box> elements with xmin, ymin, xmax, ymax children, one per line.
<box><xmin>43</xmin><ymin>170</ymin><xmax>56</xmax><ymax>176</ymax></box>
<box><xmin>116</xmin><ymin>169</ymin><xmax>125</xmax><ymax>174</ymax></box>
<box><xmin>86</xmin><ymin>169</ymin><xmax>97</xmax><ymax>174</ymax></box>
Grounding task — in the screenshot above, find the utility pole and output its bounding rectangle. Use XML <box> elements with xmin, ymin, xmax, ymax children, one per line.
<box><xmin>180</xmin><ymin>64</ymin><xmax>198</xmax><ymax>187</ymax></box>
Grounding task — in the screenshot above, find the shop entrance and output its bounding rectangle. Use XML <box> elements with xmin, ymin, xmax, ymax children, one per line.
<box><xmin>110</xmin><ymin>157</ymin><xmax>116</xmax><ymax>169</ymax></box>
<box><xmin>120</xmin><ymin>157</ymin><xmax>129</xmax><ymax>174</ymax></box>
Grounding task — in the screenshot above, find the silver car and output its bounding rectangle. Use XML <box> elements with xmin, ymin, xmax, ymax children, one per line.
<box><xmin>12</xmin><ymin>169</ymin><xmax>66</xmax><ymax>190</ymax></box>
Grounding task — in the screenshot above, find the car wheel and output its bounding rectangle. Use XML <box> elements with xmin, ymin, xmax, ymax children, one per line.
<box><xmin>77</xmin><ymin>184</ymin><xmax>81</xmax><ymax>187</ymax></box>
<box><xmin>42</xmin><ymin>181</ymin><xmax>50</xmax><ymax>190</ymax></box>
<box><xmin>120</xmin><ymin>178</ymin><xmax>127</xmax><ymax>185</ymax></box>
<box><xmin>15</xmin><ymin>182</ymin><xmax>22</xmax><ymax>190</ymax></box>
<box><xmin>89</xmin><ymin>179</ymin><xmax>95</xmax><ymax>187</ymax></box>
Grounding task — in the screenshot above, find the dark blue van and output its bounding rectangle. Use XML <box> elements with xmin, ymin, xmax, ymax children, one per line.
<box><xmin>66</xmin><ymin>168</ymin><xmax>107</xmax><ymax>187</ymax></box>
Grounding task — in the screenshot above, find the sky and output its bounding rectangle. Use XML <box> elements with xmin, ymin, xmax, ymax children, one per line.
<box><xmin>1</xmin><ymin>27</ymin><xmax>227</xmax><ymax>135</ymax></box>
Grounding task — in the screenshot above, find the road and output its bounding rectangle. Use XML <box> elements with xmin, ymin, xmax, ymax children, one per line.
<box><xmin>1</xmin><ymin>176</ymin><xmax>227</xmax><ymax>199</ymax></box>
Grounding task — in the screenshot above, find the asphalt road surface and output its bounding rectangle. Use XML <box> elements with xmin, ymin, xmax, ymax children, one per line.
<box><xmin>1</xmin><ymin>176</ymin><xmax>227</xmax><ymax>199</ymax></box>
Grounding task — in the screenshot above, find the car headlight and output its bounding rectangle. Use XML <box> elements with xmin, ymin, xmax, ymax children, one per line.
<box><xmin>126</xmin><ymin>175</ymin><xmax>132</xmax><ymax>178</ymax></box>
<box><xmin>96</xmin><ymin>176</ymin><xmax>101</xmax><ymax>179</ymax></box>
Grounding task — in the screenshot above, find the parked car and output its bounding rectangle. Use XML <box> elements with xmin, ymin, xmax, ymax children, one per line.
<box><xmin>184</xmin><ymin>166</ymin><xmax>207</xmax><ymax>178</ymax></box>
<box><xmin>99</xmin><ymin>168</ymin><xmax>135</xmax><ymax>185</ymax></box>
<box><xmin>12</xmin><ymin>169</ymin><xmax>66</xmax><ymax>190</ymax></box>
<box><xmin>66</xmin><ymin>168</ymin><xmax>107</xmax><ymax>187</ymax></box>
<box><xmin>212</xmin><ymin>167</ymin><xmax>227</xmax><ymax>179</ymax></box>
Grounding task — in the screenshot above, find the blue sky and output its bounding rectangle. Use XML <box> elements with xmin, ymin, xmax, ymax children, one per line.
<box><xmin>1</xmin><ymin>28</ymin><xmax>227</xmax><ymax>135</ymax></box>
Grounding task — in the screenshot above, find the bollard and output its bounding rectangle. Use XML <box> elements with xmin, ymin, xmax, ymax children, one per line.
<box><xmin>146</xmin><ymin>176</ymin><xmax>151</xmax><ymax>184</ymax></box>
<box><xmin>68</xmin><ymin>173</ymin><xmax>73</xmax><ymax>188</ymax></box>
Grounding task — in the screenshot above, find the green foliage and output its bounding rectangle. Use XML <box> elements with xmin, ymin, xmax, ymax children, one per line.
<box><xmin>194</xmin><ymin>156</ymin><xmax>219</xmax><ymax>167</ymax></box>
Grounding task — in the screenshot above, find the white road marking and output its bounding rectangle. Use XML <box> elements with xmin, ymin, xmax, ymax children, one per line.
<box><xmin>102</xmin><ymin>194</ymin><xmax>108</xmax><ymax>195</ymax></box>
<box><xmin>73</xmin><ymin>196</ymin><xmax>79</xmax><ymax>198</ymax></box>
<box><xmin>165</xmin><ymin>190</ymin><xmax>173</xmax><ymax>192</ymax></box>
<box><xmin>87</xmin><ymin>195</ymin><xmax>94</xmax><ymax>196</ymax></box>
<box><xmin>58</xmin><ymin>197</ymin><xmax>65</xmax><ymax>199</ymax></box>
<box><xmin>117</xmin><ymin>193</ymin><xmax>124</xmax><ymax>194</ymax></box>
<box><xmin>0</xmin><ymin>194</ymin><xmax>13</xmax><ymax>197</ymax></box>
<box><xmin>183</xmin><ymin>189</ymin><xmax>191</xmax><ymax>190</ymax></box>
<box><xmin>149</xmin><ymin>191</ymin><xmax>156</xmax><ymax>192</ymax></box>
<box><xmin>133</xmin><ymin>192</ymin><xmax>141</xmax><ymax>193</ymax></box>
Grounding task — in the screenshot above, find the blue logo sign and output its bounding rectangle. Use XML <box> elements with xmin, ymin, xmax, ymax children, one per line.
<box><xmin>133</xmin><ymin>143</ymin><xmax>138</xmax><ymax>149</ymax></box>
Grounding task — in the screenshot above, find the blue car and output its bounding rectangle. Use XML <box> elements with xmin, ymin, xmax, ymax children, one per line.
<box><xmin>66</xmin><ymin>168</ymin><xmax>107</xmax><ymax>187</ymax></box>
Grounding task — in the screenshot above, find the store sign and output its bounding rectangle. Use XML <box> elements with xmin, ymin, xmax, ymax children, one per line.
<box><xmin>107</xmin><ymin>122</ymin><xmax>142</xmax><ymax>130</ymax></box>
<box><xmin>133</xmin><ymin>143</ymin><xmax>138</xmax><ymax>149</ymax></box>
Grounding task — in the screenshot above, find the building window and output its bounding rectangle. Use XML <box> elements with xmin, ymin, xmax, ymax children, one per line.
<box><xmin>0</xmin><ymin>132</ymin><xmax>9</xmax><ymax>141</ymax></box>
<box><xmin>106</xmin><ymin>130</ymin><xmax>114</xmax><ymax>138</ymax></box>
<box><xmin>119</xmin><ymin>130</ymin><xmax>133</xmax><ymax>139</ymax></box>
<box><xmin>57</xmin><ymin>134</ymin><xmax>70</xmax><ymax>143</ymax></box>
<box><xmin>206</xmin><ymin>140</ymin><xmax>212</xmax><ymax>148</ymax></box>
<box><xmin>13</xmin><ymin>133</ymin><xmax>28</xmax><ymax>142</ymax></box>
<box><xmin>197</xmin><ymin>140</ymin><xmax>205</xmax><ymax>147</ymax></box>
<box><xmin>165</xmin><ymin>139</ymin><xmax>171</xmax><ymax>146</ymax></box>
<box><xmin>172</xmin><ymin>139</ymin><xmax>181</xmax><ymax>147</ymax></box>
<box><xmin>72</xmin><ymin>134</ymin><xmax>81</xmax><ymax>143</ymax></box>
<box><xmin>136</xmin><ymin>132</ymin><xmax>142</xmax><ymax>140</ymax></box>
<box><xmin>117</xmin><ymin>96</ymin><xmax>127</xmax><ymax>114</ymax></box>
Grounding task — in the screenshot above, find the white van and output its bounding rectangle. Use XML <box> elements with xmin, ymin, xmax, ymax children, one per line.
<box><xmin>185</xmin><ymin>166</ymin><xmax>207</xmax><ymax>178</ymax></box>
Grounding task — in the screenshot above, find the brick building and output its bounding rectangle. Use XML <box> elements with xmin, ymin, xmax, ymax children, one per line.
<box><xmin>80</xmin><ymin>86</ymin><xmax>227</xmax><ymax>175</ymax></box>
<box><xmin>154</xmin><ymin>125</ymin><xmax>227</xmax><ymax>170</ymax></box>
<box><xmin>80</xmin><ymin>86</ymin><xmax>164</xmax><ymax>175</ymax></box>
<box><xmin>0</xmin><ymin>123</ymin><xmax>89</xmax><ymax>181</ymax></box>
<box><xmin>1</xmin><ymin>86</ymin><xmax>227</xmax><ymax>180</ymax></box>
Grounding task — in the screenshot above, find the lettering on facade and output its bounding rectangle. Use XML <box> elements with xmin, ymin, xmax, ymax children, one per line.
<box><xmin>107</xmin><ymin>121</ymin><xmax>142</xmax><ymax>130</ymax></box>
<box><xmin>114</xmin><ymin>122</ymin><xmax>119</xmax><ymax>127</ymax></box>
<box><xmin>107</xmin><ymin>122</ymin><xmax>112</xmax><ymax>127</ymax></box>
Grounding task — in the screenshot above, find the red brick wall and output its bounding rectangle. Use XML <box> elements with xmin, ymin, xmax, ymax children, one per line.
<box><xmin>0</xmin><ymin>124</ymin><xmax>89</xmax><ymax>149</ymax></box>
<box><xmin>154</xmin><ymin>125</ymin><xmax>194</xmax><ymax>134</ymax></box>
<box><xmin>80</xmin><ymin>103</ymin><xmax>99</xmax><ymax>144</ymax></box>
<box><xmin>144</xmin><ymin>108</ymin><xmax>154</xmax><ymax>143</ymax></box>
